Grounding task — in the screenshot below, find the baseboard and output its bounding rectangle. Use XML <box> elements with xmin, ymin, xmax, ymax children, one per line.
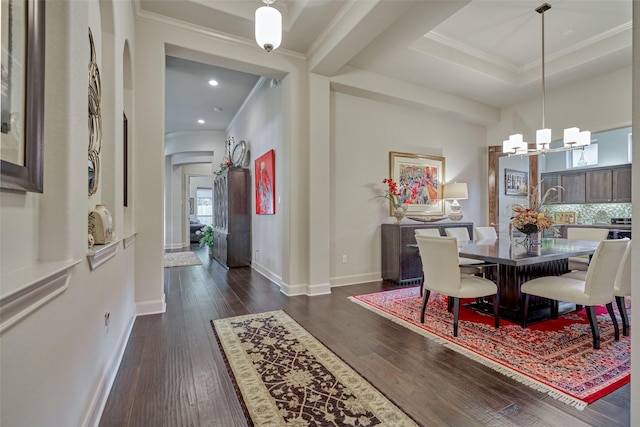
<box><xmin>164</xmin><ymin>242</ymin><xmax>187</xmax><ymax>250</ymax></box>
<box><xmin>330</xmin><ymin>272</ymin><xmax>382</xmax><ymax>287</ymax></box>
<box><xmin>82</xmin><ymin>311</ymin><xmax>136</xmax><ymax>427</ymax></box>
<box><xmin>136</xmin><ymin>293</ymin><xmax>166</xmax><ymax>315</ymax></box>
<box><xmin>280</xmin><ymin>282</ymin><xmax>307</xmax><ymax>296</ymax></box>
<box><xmin>252</xmin><ymin>261</ymin><xmax>282</xmax><ymax>287</ymax></box>
<box><xmin>306</xmin><ymin>283</ymin><xmax>331</xmax><ymax>296</ymax></box>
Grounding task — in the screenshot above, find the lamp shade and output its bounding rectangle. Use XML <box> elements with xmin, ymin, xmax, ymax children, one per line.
<box><xmin>255</xmin><ymin>5</ymin><xmax>282</xmax><ymax>52</ymax></box>
<box><xmin>444</xmin><ymin>182</ymin><xmax>468</xmax><ymax>200</ymax></box>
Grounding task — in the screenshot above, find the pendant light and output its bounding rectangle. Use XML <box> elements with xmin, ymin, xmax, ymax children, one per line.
<box><xmin>503</xmin><ymin>3</ymin><xmax>590</xmax><ymax>156</ymax></box>
<box><xmin>255</xmin><ymin>0</ymin><xmax>282</xmax><ymax>52</ymax></box>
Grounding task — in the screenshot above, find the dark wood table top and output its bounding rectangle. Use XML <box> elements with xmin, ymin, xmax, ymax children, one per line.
<box><xmin>456</xmin><ymin>238</ymin><xmax>600</xmax><ymax>266</ymax></box>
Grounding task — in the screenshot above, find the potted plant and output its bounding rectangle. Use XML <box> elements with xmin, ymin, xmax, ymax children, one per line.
<box><xmin>196</xmin><ymin>225</ymin><xmax>214</xmax><ymax>257</ymax></box>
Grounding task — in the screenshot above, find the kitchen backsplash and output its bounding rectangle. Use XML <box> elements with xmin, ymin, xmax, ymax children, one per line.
<box><xmin>543</xmin><ymin>203</ymin><xmax>632</xmax><ymax>224</ymax></box>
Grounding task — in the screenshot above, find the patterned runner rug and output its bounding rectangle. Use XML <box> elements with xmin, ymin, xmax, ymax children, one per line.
<box><xmin>211</xmin><ymin>310</ymin><xmax>419</xmax><ymax>426</ymax></box>
<box><xmin>350</xmin><ymin>287</ymin><xmax>630</xmax><ymax>410</ymax></box>
<box><xmin>163</xmin><ymin>251</ymin><xmax>202</xmax><ymax>267</ymax></box>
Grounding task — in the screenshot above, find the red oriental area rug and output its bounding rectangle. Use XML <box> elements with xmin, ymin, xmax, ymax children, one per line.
<box><xmin>350</xmin><ymin>287</ymin><xmax>630</xmax><ymax>410</ymax></box>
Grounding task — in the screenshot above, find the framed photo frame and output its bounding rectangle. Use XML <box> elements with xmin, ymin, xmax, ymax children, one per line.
<box><xmin>504</xmin><ymin>168</ymin><xmax>529</xmax><ymax>196</ymax></box>
<box><xmin>0</xmin><ymin>0</ymin><xmax>45</xmax><ymax>192</ymax></box>
<box><xmin>189</xmin><ymin>197</ymin><xmax>195</xmax><ymax>215</ymax></box>
<box><xmin>389</xmin><ymin>151</ymin><xmax>445</xmax><ymax>216</ymax></box>
<box><xmin>255</xmin><ymin>149</ymin><xmax>275</xmax><ymax>215</ymax></box>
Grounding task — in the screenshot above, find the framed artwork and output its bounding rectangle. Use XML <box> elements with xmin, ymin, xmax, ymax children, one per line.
<box><xmin>504</xmin><ymin>168</ymin><xmax>529</xmax><ymax>196</ymax></box>
<box><xmin>0</xmin><ymin>0</ymin><xmax>45</xmax><ymax>192</ymax></box>
<box><xmin>255</xmin><ymin>149</ymin><xmax>275</xmax><ymax>215</ymax></box>
<box><xmin>189</xmin><ymin>197</ymin><xmax>195</xmax><ymax>215</ymax></box>
<box><xmin>389</xmin><ymin>151</ymin><xmax>445</xmax><ymax>216</ymax></box>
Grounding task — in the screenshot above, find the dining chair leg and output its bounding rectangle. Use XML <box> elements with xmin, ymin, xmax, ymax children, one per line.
<box><xmin>493</xmin><ymin>292</ymin><xmax>500</xmax><ymax>329</ymax></box>
<box><xmin>419</xmin><ymin>273</ymin><xmax>424</xmax><ymax>297</ymax></box>
<box><xmin>447</xmin><ymin>297</ymin><xmax>453</xmax><ymax>313</ymax></box>
<box><xmin>521</xmin><ymin>294</ymin><xmax>530</xmax><ymax>328</ymax></box>
<box><xmin>585</xmin><ymin>306</ymin><xmax>600</xmax><ymax>349</ymax></box>
<box><xmin>606</xmin><ymin>302</ymin><xmax>620</xmax><ymax>341</ymax></box>
<box><xmin>615</xmin><ymin>296</ymin><xmax>629</xmax><ymax>336</ymax></box>
<box><xmin>550</xmin><ymin>300</ymin><xmax>559</xmax><ymax>319</ymax></box>
<box><xmin>452</xmin><ymin>297</ymin><xmax>460</xmax><ymax>337</ymax></box>
<box><xmin>420</xmin><ymin>290</ymin><xmax>431</xmax><ymax>323</ymax></box>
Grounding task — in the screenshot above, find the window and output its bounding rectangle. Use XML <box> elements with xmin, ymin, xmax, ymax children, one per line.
<box><xmin>567</xmin><ymin>143</ymin><xmax>598</xmax><ymax>168</ymax></box>
<box><xmin>196</xmin><ymin>187</ymin><xmax>212</xmax><ymax>225</ymax></box>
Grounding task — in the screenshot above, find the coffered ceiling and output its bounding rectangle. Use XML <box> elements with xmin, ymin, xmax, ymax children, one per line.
<box><xmin>140</xmin><ymin>0</ymin><xmax>632</xmax><ymax>135</ymax></box>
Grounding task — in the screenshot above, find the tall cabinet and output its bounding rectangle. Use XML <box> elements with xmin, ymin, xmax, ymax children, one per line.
<box><xmin>212</xmin><ymin>167</ymin><xmax>251</xmax><ymax>268</ymax></box>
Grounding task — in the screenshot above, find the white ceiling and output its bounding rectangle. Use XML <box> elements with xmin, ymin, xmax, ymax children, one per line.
<box><xmin>150</xmin><ymin>0</ymin><xmax>632</xmax><ymax>135</ymax></box>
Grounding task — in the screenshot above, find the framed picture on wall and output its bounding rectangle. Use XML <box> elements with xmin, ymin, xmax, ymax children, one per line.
<box><xmin>504</xmin><ymin>168</ymin><xmax>528</xmax><ymax>196</ymax></box>
<box><xmin>389</xmin><ymin>151</ymin><xmax>445</xmax><ymax>216</ymax></box>
<box><xmin>189</xmin><ymin>197</ymin><xmax>195</xmax><ymax>215</ymax></box>
<box><xmin>255</xmin><ymin>149</ymin><xmax>275</xmax><ymax>215</ymax></box>
<box><xmin>0</xmin><ymin>0</ymin><xmax>46</xmax><ymax>192</ymax></box>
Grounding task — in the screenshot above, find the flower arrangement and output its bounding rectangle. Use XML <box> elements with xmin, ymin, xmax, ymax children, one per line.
<box><xmin>196</xmin><ymin>225</ymin><xmax>214</xmax><ymax>248</ymax></box>
<box><xmin>509</xmin><ymin>182</ymin><xmax>561</xmax><ymax>235</ymax></box>
<box><xmin>379</xmin><ymin>178</ymin><xmax>403</xmax><ymax>208</ymax></box>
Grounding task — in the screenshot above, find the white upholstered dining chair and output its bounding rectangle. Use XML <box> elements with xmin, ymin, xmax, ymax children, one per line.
<box><xmin>614</xmin><ymin>243</ymin><xmax>631</xmax><ymax>336</ymax></box>
<box><xmin>475</xmin><ymin>226</ymin><xmax>498</xmax><ymax>240</ymax></box>
<box><xmin>566</xmin><ymin>227</ymin><xmax>609</xmax><ymax>271</ymax></box>
<box><xmin>521</xmin><ymin>239</ymin><xmax>629</xmax><ymax>349</ymax></box>
<box><xmin>444</xmin><ymin>227</ymin><xmax>496</xmax><ymax>277</ymax></box>
<box><xmin>415</xmin><ymin>235</ymin><xmax>499</xmax><ymax>337</ymax></box>
<box><xmin>415</xmin><ymin>228</ymin><xmax>441</xmax><ymax>237</ymax></box>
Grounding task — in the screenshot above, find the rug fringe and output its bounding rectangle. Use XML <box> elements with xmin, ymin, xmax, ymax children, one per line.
<box><xmin>348</xmin><ymin>296</ymin><xmax>589</xmax><ymax>411</ymax></box>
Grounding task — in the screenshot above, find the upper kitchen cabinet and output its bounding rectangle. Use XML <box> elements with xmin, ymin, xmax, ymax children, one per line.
<box><xmin>611</xmin><ymin>165</ymin><xmax>632</xmax><ymax>202</ymax></box>
<box><xmin>561</xmin><ymin>171</ymin><xmax>586</xmax><ymax>204</ymax></box>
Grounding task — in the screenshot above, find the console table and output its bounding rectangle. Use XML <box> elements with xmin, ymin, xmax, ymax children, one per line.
<box><xmin>381</xmin><ymin>222</ymin><xmax>473</xmax><ymax>285</ymax></box>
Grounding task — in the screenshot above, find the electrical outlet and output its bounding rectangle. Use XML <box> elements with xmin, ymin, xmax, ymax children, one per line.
<box><xmin>104</xmin><ymin>312</ymin><xmax>110</xmax><ymax>326</ymax></box>
<box><xmin>342</xmin><ymin>255</ymin><xmax>348</xmax><ymax>263</ymax></box>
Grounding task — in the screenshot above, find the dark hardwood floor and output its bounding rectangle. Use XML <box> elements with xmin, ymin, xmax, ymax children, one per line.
<box><xmin>99</xmin><ymin>246</ymin><xmax>630</xmax><ymax>426</ymax></box>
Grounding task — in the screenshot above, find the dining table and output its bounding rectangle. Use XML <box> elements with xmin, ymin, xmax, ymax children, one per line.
<box><xmin>454</xmin><ymin>237</ymin><xmax>601</xmax><ymax>324</ymax></box>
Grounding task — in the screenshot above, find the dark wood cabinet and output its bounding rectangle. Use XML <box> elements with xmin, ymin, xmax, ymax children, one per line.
<box><xmin>542</xmin><ymin>164</ymin><xmax>631</xmax><ymax>205</ymax></box>
<box><xmin>381</xmin><ymin>222</ymin><xmax>473</xmax><ymax>285</ymax></box>
<box><xmin>540</xmin><ymin>173</ymin><xmax>561</xmax><ymax>204</ymax></box>
<box><xmin>212</xmin><ymin>167</ymin><xmax>251</xmax><ymax>268</ymax></box>
<box><xmin>612</xmin><ymin>165</ymin><xmax>632</xmax><ymax>202</ymax></box>
<box><xmin>585</xmin><ymin>169</ymin><xmax>612</xmax><ymax>202</ymax></box>
<box><xmin>561</xmin><ymin>172</ymin><xmax>586</xmax><ymax>204</ymax></box>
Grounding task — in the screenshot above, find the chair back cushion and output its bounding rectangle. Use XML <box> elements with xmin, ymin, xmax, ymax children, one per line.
<box><xmin>415</xmin><ymin>235</ymin><xmax>461</xmax><ymax>293</ymax></box>
<box><xmin>567</xmin><ymin>227</ymin><xmax>609</xmax><ymax>241</ymax></box>
<box><xmin>444</xmin><ymin>227</ymin><xmax>471</xmax><ymax>242</ymax></box>
<box><xmin>614</xmin><ymin>242</ymin><xmax>632</xmax><ymax>296</ymax></box>
<box><xmin>475</xmin><ymin>226</ymin><xmax>498</xmax><ymax>240</ymax></box>
<box><xmin>415</xmin><ymin>228</ymin><xmax>441</xmax><ymax>237</ymax></box>
<box><xmin>583</xmin><ymin>239</ymin><xmax>629</xmax><ymax>304</ymax></box>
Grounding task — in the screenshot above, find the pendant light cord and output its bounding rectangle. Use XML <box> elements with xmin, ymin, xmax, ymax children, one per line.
<box><xmin>537</xmin><ymin>3</ymin><xmax>551</xmax><ymax>130</ymax></box>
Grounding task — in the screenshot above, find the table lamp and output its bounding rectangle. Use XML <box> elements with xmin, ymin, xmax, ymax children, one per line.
<box><xmin>444</xmin><ymin>182</ymin><xmax>468</xmax><ymax>221</ymax></box>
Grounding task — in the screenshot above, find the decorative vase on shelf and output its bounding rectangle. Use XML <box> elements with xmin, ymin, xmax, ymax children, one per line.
<box><xmin>89</xmin><ymin>204</ymin><xmax>113</xmax><ymax>244</ymax></box>
<box><xmin>393</xmin><ymin>205</ymin><xmax>408</xmax><ymax>224</ymax></box>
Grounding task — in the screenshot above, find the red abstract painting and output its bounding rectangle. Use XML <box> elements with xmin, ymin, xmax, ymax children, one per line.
<box><xmin>255</xmin><ymin>149</ymin><xmax>275</xmax><ymax>214</ymax></box>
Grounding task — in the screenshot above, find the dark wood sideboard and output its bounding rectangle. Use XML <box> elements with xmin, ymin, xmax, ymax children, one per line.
<box><xmin>381</xmin><ymin>222</ymin><xmax>474</xmax><ymax>285</ymax></box>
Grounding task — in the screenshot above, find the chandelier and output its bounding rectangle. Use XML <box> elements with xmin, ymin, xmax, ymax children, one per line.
<box><xmin>503</xmin><ymin>3</ymin><xmax>590</xmax><ymax>156</ymax></box>
<box><xmin>255</xmin><ymin>0</ymin><xmax>282</xmax><ymax>52</ymax></box>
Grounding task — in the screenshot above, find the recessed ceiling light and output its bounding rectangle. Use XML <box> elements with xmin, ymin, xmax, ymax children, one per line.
<box><xmin>208</xmin><ymin>79</ymin><xmax>219</xmax><ymax>86</ymax></box>
<box><xmin>213</xmin><ymin>107</ymin><xmax>222</xmax><ymax>112</ymax></box>
<box><xmin>197</xmin><ymin>119</ymin><xmax>205</xmax><ymax>124</ymax></box>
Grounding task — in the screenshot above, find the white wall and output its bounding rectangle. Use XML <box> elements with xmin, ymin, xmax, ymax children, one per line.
<box><xmin>329</xmin><ymin>91</ymin><xmax>487</xmax><ymax>286</ymax></box>
<box><xmin>227</xmin><ymin>78</ymin><xmax>284</xmax><ymax>285</ymax></box>
<box><xmin>0</xmin><ymin>1</ymin><xmax>138</xmax><ymax>426</ymax></box>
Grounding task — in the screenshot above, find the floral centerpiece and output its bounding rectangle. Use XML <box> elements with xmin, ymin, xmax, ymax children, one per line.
<box><xmin>509</xmin><ymin>182</ymin><xmax>561</xmax><ymax>244</ymax></box>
